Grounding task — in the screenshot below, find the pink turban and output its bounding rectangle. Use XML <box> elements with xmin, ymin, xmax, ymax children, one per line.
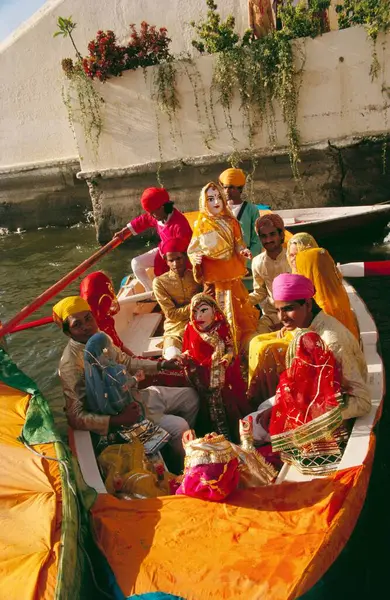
<box><xmin>141</xmin><ymin>187</ymin><xmax>170</xmax><ymax>212</ymax></box>
<box><xmin>160</xmin><ymin>238</ymin><xmax>189</xmax><ymax>255</ymax></box>
<box><xmin>272</xmin><ymin>273</ymin><xmax>315</xmax><ymax>302</ymax></box>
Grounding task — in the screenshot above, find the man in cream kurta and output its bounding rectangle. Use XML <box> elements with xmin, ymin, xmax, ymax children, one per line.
<box><xmin>55</xmin><ymin>296</ymin><xmax>199</xmax><ymax>458</ymax></box>
<box><xmin>249</xmin><ymin>214</ymin><xmax>291</xmax><ymax>333</ymax></box>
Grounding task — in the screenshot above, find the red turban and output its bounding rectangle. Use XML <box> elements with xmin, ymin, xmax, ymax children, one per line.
<box><xmin>272</xmin><ymin>273</ymin><xmax>315</xmax><ymax>302</ymax></box>
<box><xmin>255</xmin><ymin>213</ymin><xmax>285</xmax><ymax>234</ymax></box>
<box><xmin>141</xmin><ymin>187</ymin><xmax>170</xmax><ymax>213</ymax></box>
<box><xmin>160</xmin><ymin>238</ymin><xmax>189</xmax><ymax>255</ymax></box>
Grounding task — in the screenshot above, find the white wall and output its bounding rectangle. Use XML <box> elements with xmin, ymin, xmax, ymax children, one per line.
<box><xmin>0</xmin><ymin>0</ymin><xmax>248</xmax><ymax>169</ymax></box>
<box><xmin>74</xmin><ymin>26</ymin><xmax>390</xmax><ymax>175</ymax></box>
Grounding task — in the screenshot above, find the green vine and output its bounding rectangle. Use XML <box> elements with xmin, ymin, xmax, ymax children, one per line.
<box><xmin>61</xmin><ymin>60</ymin><xmax>104</xmax><ymax>155</ymax></box>
<box><xmin>153</xmin><ymin>60</ymin><xmax>181</xmax><ymax>150</ymax></box>
<box><xmin>180</xmin><ymin>57</ymin><xmax>217</xmax><ymax>148</ymax></box>
<box><xmin>192</xmin><ymin>1</ymin><xmax>304</xmax><ymax>179</ymax></box>
<box><xmin>55</xmin><ymin>18</ymin><xmax>103</xmax><ymax>155</ymax></box>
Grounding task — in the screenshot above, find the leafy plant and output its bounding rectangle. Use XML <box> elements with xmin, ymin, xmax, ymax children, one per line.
<box><xmin>53</xmin><ymin>16</ymin><xmax>82</xmax><ymax>59</ymax></box>
<box><xmin>55</xmin><ymin>17</ymin><xmax>103</xmax><ymax>153</ymax></box>
<box><xmin>190</xmin><ymin>0</ymin><xmax>252</xmax><ymax>54</ymax></box>
<box><xmin>336</xmin><ymin>0</ymin><xmax>390</xmax><ymax>41</ymax></box>
<box><xmin>279</xmin><ymin>0</ymin><xmax>331</xmax><ymax>39</ymax></box>
<box><xmin>82</xmin><ymin>22</ymin><xmax>172</xmax><ymax>82</ymax></box>
<box><xmin>191</xmin><ymin>1</ymin><xmax>302</xmax><ymax>178</ymax></box>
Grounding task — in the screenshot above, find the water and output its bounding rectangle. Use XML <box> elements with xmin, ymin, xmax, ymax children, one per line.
<box><xmin>1</xmin><ymin>224</ymin><xmax>390</xmax><ymax>597</ymax></box>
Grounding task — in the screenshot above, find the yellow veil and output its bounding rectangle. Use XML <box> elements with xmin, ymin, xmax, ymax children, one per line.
<box><xmin>296</xmin><ymin>247</ymin><xmax>359</xmax><ymax>339</ymax></box>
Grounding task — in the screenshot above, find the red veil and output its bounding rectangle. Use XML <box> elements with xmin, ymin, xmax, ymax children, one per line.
<box><xmin>80</xmin><ymin>271</ymin><xmax>124</xmax><ymax>349</ymax></box>
<box><xmin>269</xmin><ymin>330</ymin><xmax>348</xmax><ymax>475</ymax></box>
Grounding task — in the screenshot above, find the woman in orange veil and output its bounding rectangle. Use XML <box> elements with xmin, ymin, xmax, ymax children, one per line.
<box><xmin>187</xmin><ymin>182</ymin><xmax>259</xmax><ymax>352</ymax></box>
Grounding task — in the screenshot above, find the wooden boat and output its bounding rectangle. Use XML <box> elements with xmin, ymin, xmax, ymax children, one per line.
<box><xmin>277</xmin><ymin>204</ymin><xmax>390</xmax><ymax>240</ymax></box>
<box><xmin>68</xmin><ymin>274</ymin><xmax>384</xmax><ymax>600</ymax></box>
<box><xmin>185</xmin><ymin>203</ymin><xmax>390</xmax><ymax>242</ymax></box>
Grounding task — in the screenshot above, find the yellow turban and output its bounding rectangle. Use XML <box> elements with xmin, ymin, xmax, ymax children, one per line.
<box><xmin>52</xmin><ymin>296</ymin><xmax>91</xmax><ymax>327</ymax></box>
<box><xmin>219</xmin><ymin>168</ymin><xmax>246</xmax><ymax>187</ymax></box>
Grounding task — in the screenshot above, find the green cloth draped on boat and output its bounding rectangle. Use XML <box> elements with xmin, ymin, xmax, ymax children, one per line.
<box><xmin>0</xmin><ymin>346</ymin><xmax>62</xmax><ymax>445</ymax></box>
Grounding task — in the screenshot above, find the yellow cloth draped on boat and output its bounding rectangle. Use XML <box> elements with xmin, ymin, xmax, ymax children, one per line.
<box><xmin>91</xmin><ymin>434</ymin><xmax>374</xmax><ymax>600</ymax></box>
<box><xmin>248</xmin><ymin>330</ymin><xmax>295</xmax><ymax>403</ymax></box>
<box><xmin>0</xmin><ymin>382</ymin><xmax>62</xmax><ymax>600</ymax></box>
<box><xmin>296</xmin><ymin>248</ymin><xmax>360</xmax><ymax>339</ymax></box>
<box><xmin>187</xmin><ymin>184</ymin><xmax>259</xmax><ymax>350</ymax></box>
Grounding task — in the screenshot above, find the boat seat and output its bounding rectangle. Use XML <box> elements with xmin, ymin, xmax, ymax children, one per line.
<box><xmin>121</xmin><ymin>313</ymin><xmax>162</xmax><ymax>356</ymax></box>
<box><xmin>142</xmin><ymin>336</ymin><xmax>164</xmax><ymax>358</ymax></box>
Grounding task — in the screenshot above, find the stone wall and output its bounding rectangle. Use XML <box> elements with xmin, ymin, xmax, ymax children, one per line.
<box><xmin>0</xmin><ymin>160</ymin><xmax>91</xmax><ymax>231</ymax></box>
<box><xmin>86</xmin><ymin>138</ymin><xmax>390</xmax><ymax>243</ymax></box>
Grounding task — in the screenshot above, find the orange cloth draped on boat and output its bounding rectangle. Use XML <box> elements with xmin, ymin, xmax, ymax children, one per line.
<box><xmin>0</xmin><ymin>382</ymin><xmax>62</xmax><ymax>599</ymax></box>
<box><xmin>248</xmin><ymin>329</ymin><xmax>295</xmax><ymax>404</ymax></box>
<box><xmin>187</xmin><ymin>182</ymin><xmax>259</xmax><ymax>351</ymax></box>
<box><xmin>91</xmin><ymin>434</ymin><xmax>374</xmax><ymax>599</ymax></box>
<box><xmin>296</xmin><ymin>248</ymin><xmax>360</xmax><ymax>339</ymax></box>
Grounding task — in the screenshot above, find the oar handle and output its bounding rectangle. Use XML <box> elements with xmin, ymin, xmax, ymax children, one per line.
<box><xmin>0</xmin><ymin>230</ymin><xmax>131</xmax><ymax>339</ymax></box>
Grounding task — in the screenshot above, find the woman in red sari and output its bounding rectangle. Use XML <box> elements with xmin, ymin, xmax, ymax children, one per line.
<box><xmin>179</xmin><ymin>293</ymin><xmax>250</xmax><ymax>442</ymax></box>
<box><xmin>269</xmin><ymin>329</ymin><xmax>349</xmax><ymax>475</ymax></box>
<box><xmin>79</xmin><ymin>271</ymin><xmax>131</xmax><ymax>353</ymax></box>
<box><xmin>80</xmin><ymin>271</ymin><xmax>188</xmax><ymax>388</ymax></box>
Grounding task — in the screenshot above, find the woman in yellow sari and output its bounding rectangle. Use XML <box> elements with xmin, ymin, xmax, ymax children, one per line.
<box><xmin>287</xmin><ymin>232</ymin><xmax>358</xmax><ymax>338</ymax></box>
<box><xmin>295</xmin><ymin>247</ymin><xmax>359</xmax><ymax>339</ymax></box>
<box><xmin>286</xmin><ymin>232</ymin><xmax>318</xmax><ymax>272</ymax></box>
<box><xmin>187</xmin><ymin>182</ymin><xmax>259</xmax><ymax>352</ymax></box>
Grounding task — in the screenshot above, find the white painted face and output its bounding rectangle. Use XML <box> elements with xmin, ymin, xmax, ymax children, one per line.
<box><xmin>206</xmin><ymin>187</ymin><xmax>223</xmax><ymax>216</ymax></box>
<box><xmin>194</xmin><ymin>302</ymin><xmax>215</xmax><ymax>331</ymax></box>
<box><xmin>288</xmin><ymin>243</ymin><xmax>298</xmax><ymax>272</ymax></box>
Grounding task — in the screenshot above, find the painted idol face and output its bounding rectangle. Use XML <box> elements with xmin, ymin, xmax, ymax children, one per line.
<box><xmin>206</xmin><ymin>187</ymin><xmax>223</xmax><ymax>216</ymax></box>
<box><xmin>194</xmin><ymin>302</ymin><xmax>215</xmax><ymax>331</ymax></box>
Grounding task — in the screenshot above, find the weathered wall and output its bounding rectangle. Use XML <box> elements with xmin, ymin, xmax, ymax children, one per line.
<box><xmin>0</xmin><ymin>0</ymin><xmax>248</xmax><ymax>168</ymax></box>
<box><xmin>0</xmin><ymin>0</ymin><xmax>248</xmax><ymax>229</ymax></box>
<box><xmin>90</xmin><ymin>138</ymin><xmax>390</xmax><ymax>243</ymax></box>
<box><xmin>70</xmin><ymin>26</ymin><xmax>390</xmax><ymax>241</ymax></box>
<box><xmin>0</xmin><ymin>160</ymin><xmax>92</xmax><ymax>231</ymax></box>
<box><xmin>75</xmin><ymin>27</ymin><xmax>390</xmax><ymax>174</ymax></box>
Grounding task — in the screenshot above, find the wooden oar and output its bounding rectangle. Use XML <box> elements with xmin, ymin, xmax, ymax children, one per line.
<box><xmin>0</xmin><ymin>231</ymin><xmax>131</xmax><ymax>339</ymax></box>
<box><xmin>4</xmin><ymin>257</ymin><xmax>390</xmax><ymax>337</ymax></box>
<box><xmin>8</xmin><ymin>316</ymin><xmax>54</xmax><ymax>334</ymax></box>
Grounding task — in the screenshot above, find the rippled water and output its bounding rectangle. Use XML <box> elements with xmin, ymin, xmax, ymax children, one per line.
<box><xmin>1</xmin><ymin>223</ymin><xmax>390</xmax><ymax>597</ymax></box>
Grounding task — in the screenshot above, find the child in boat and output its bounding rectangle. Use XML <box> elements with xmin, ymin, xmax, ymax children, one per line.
<box><xmin>187</xmin><ymin>182</ymin><xmax>259</xmax><ymax>352</ymax></box>
<box><xmin>176</xmin><ymin>293</ymin><xmax>251</xmax><ymax>442</ymax></box>
<box><xmin>115</xmin><ymin>187</ymin><xmax>193</xmax><ymax>292</ymax></box>
<box><xmin>152</xmin><ymin>237</ymin><xmax>201</xmax><ymax>359</ymax></box>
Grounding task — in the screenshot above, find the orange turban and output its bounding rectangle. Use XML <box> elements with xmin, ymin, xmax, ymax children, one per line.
<box><xmin>141</xmin><ymin>187</ymin><xmax>170</xmax><ymax>213</ymax></box>
<box><xmin>219</xmin><ymin>168</ymin><xmax>246</xmax><ymax>187</ymax></box>
<box><xmin>52</xmin><ymin>296</ymin><xmax>91</xmax><ymax>327</ymax></box>
<box><xmin>255</xmin><ymin>213</ymin><xmax>285</xmax><ymax>234</ymax></box>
